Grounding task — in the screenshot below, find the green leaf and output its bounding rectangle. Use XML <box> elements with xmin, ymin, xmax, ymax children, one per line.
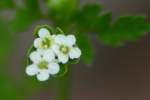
<box><xmin>76</xmin><ymin>33</ymin><xmax>94</xmax><ymax>65</ymax></box>
<box><xmin>48</xmin><ymin>0</ymin><xmax>77</xmax><ymax>30</ymax></box>
<box><xmin>11</xmin><ymin>9</ymin><xmax>38</xmax><ymax>32</ymax></box>
<box><xmin>24</xmin><ymin>0</ymin><xmax>40</xmax><ymax>15</ymax></box>
<box><xmin>95</xmin><ymin>12</ymin><xmax>112</xmax><ymax>33</ymax></box>
<box><xmin>98</xmin><ymin>16</ymin><xmax>150</xmax><ymax>46</ymax></box>
<box><xmin>47</xmin><ymin>0</ymin><xmax>77</xmax><ymax>13</ymax></box>
<box><xmin>73</xmin><ymin>4</ymin><xmax>102</xmax><ymax>31</ymax></box>
<box><xmin>82</xmin><ymin>4</ymin><xmax>102</xmax><ymax>17</ymax></box>
<box><xmin>0</xmin><ymin>73</ymin><xmax>21</xmax><ymax>100</ymax></box>
<box><xmin>10</xmin><ymin>0</ymin><xmax>40</xmax><ymax>33</ymax></box>
<box><xmin>0</xmin><ymin>19</ymin><xmax>12</xmax><ymax>67</ymax></box>
<box><xmin>0</xmin><ymin>0</ymin><xmax>14</xmax><ymax>9</ymax></box>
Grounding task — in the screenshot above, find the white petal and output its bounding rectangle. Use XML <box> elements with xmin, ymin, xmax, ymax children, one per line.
<box><xmin>52</xmin><ymin>44</ymin><xmax>60</xmax><ymax>55</ymax></box>
<box><xmin>38</xmin><ymin>28</ymin><xmax>50</xmax><ymax>38</ymax></box>
<box><xmin>48</xmin><ymin>63</ymin><xmax>60</xmax><ymax>75</ymax></box>
<box><xmin>66</xmin><ymin>35</ymin><xmax>76</xmax><ymax>46</ymax></box>
<box><xmin>43</xmin><ymin>49</ymin><xmax>55</xmax><ymax>62</ymax></box>
<box><xmin>26</xmin><ymin>64</ymin><xmax>38</xmax><ymax>76</ymax></box>
<box><xmin>29</xmin><ymin>51</ymin><xmax>41</xmax><ymax>63</ymax></box>
<box><xmin>34</xmin><ymin>38</ymin><xmax>42</xmax><ymax>48</ymax></box>
<box><xmin>55</xmin><ymin>34</ymin><xmax>66</xmax><ymax>44</ymax></box>
<box><xmin>37</xmin><ymin>49</ymin><xmax>46</xmax><ymax>54</ymax></box>
<box><xmin>69</xmin><ymin>47</ymin><xmax>81</xmax><ymax>59</ymax></box>
<box><xmin>58</xmin><ymin>53</ymin><xmax>69</xmax><ymax>64</ymax></box>
<box><xmin>37</xmin><ymin>70</ymin><xmax>49</xmax><ymax>81</ymax></box>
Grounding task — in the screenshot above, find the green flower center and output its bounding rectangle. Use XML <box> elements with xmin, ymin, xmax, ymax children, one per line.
<box><xmin>60</xmin><ymin>45</ymin><xmax>70</xmax><ymax>54</ymax></box>
<box><xmin>38</xmin><ymin>61</ymin><xmax>48</xmax><ymax>69</ymax></box>
<box><xmin>39</xmin><ymin>37</ymin><xmax>52</xmax><ymax>49</ymax></box>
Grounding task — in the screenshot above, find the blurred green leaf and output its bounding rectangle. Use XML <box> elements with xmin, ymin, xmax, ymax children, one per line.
<box><xmin>0</xmin><ymin>0</ymin><xmax>14</xmax><ymax>9</ymax></box>
<box><xmin>98</xmin><ymin>16</ymin><xmax>150</xmax><ymax>46</ymax></box>
<box><xmin>0</xmin><ymin>19</ymin><xmax>12</xmax><ymax>67</ymax></box>
<box><xmin>0</xmin><ymin>73</ymin><xmax>22</xmax><ymax>100</ymax></box>
<box><xmin>47</xmin><ymin>0</ymin><xmax>78</xmax><ymax>30</ymax></box>
<box><xmin>47</xmin><ymin>0</ymin><xmax>77</xmax><ymax>13</ymax></box>
<box><xmin>95</xmin><ymin>12</ymin><xmax>112</xmax><ymax>33</ymax></box>
<box><xmin>76</xmin><ymin>33</ymin><xmax>94</xmax><ymax>65</ymax></box>
<box><xmin>11</xmin><ymin>0</ymin><xmax>40</xmax><ymax>33</ymax></box>
<box><xmin>11</xmin><ymin>9</ymin><xmax>38</xmax><ymax>32</ymax></box>
<box><xmin>24</xmin><ymin>0</ymin><xmax>40</xmax><ymax>12</ymax></box>
<box><xmin>73</xmin><ymin>4</ymin><xmax>102</xmax><ymax>32</ymax></box>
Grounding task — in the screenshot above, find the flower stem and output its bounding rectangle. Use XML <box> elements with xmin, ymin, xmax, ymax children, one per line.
<box><xmin>55</xmin><ymin>70</ymin><xmax>71</xmax><ymax>100</ymax></box>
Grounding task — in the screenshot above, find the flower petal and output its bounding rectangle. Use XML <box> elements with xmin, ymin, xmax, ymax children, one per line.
<box><xmin>58</xmin><ymin>53</ymin><xmax>69</xmax><ymax>64</ymax></box>
<box><xmin>66</xmin><ymin>35</ymin><xmax>76</xmax><ymax>46</ymax></box>
<box><xmin>69</xmin><ymin>47</ymin><xmax>81</xmax><ymax>59</ymax></box>
<box><xmin>37</xmin><ymin>70</ymin><xmax>49</xmax><ymax>81</ymax></box>
<box><xmin>43</xmin><ymin>49</ymin><xmax>55</xmax><ymax>62</ymax></box>
<box><xmin>52</xmin><ymin>44</ymin><xmax>60</xmax><ymax>55</ymax></box>
<box><xmin>30</xmin><ymin>51</ymin><xmax>41</xmax><ymax>63</ymax></box>
<box><xmin>48</xmin><ymin>63</ymin><xmax>60</xmax><ymax>75</ymax></box>
<box><xmin>55</xmin><ymin>34</ymin><xmax>66</xmax><ymax>44</ymax></box>
<box><xmin>38</xmin><ymin>28</ymin><xmax>50</xmax><ymax>38</ymax></box>
<box><xmin>26</xmin><ymin>64</ymin><xmax>38</xmax><ymax>76</ymax></box>
<box><xmin>34</xmin><ymin>38</ymin><xmax>42</xmax><ymax>48</ymax></box>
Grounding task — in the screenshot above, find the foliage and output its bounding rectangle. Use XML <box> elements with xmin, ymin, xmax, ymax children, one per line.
<box><xmin>0</xmin><ymin>0</ymin><xmax>150</xmax><ymax>100</ymax></box>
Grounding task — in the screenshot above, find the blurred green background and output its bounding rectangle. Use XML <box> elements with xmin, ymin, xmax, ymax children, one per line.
<box><xmin>1</xmin><ymin>0</ymin><xmax>150</xmax><ymax>100</ymax></box>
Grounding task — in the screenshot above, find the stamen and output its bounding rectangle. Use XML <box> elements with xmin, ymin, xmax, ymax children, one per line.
<box><xmin>38</xmin><ymin>61</ymin><xmax>49</xmax><ymax>69</ymax></box>
<box><xmin>60</xmin><ymin>45</ymin><xmax>69</xmax><ymax>54</ymax></box>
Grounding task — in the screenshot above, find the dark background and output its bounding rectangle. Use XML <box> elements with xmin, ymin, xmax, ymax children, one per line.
<box><xmin>9</xmin><ymin>0</ymin><xmax>150</xmax><ymax>100</ymax></box>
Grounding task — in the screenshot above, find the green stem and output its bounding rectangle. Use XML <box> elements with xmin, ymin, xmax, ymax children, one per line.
<box><xmin>55</xmin><ymin>70</ymin><xmax>71</xmax><ymax>100</ymax></box>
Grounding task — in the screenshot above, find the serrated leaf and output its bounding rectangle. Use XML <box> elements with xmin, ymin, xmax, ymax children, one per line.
<box><xmin>113</xmin><ymin>16</ymin><xmax>150</xmax><ymax>41</ymax></box>
<box><xmin>73</xmin><ymin>4</ymin><xmax>102</xmax><ymax>31</ymax></box>
<box><xmin>98</xmin><ymin>16</ymin><xmax>150</xmax><ymax>46</ymax></box>
<box><xmin>76</xmin><ymin>33</ymin><xmax>94</xmax><ymax>65</ymax></box>
<box><xmin>95</xmin><ymin>12</ymin><xmax>112</xmax><ymax>33</ymax></box>
<box><xmin>82</xmin><ymin>4</ymin><xmax>102</xmax><ymax>17</ymax></box>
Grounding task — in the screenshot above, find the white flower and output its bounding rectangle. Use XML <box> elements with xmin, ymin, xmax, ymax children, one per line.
<box><xmin>34</xmin><ymin>28</ymin><xmax>56</xmax><ymax>51</ymax></box>
<box><xmin>26</xmin><ymin>50</ymin><xmax>60</xmax><ymax>81</ymax></box>
<box><xmin>53</xmin><ymin>34</ymin><xmax>81</xmax><ymax>64</ymax></box>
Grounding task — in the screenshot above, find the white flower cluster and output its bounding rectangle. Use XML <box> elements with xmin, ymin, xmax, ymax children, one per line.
<box><xmin>26</xmin><ymin>27</ymin><xmax>81</xmax><ymax>81</ymax></box>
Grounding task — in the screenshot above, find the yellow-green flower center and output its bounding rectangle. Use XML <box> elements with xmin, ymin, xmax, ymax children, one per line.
<box><xmin>60</xmin><ymin>45</ymin><xmax>70</xmax><ymax>54</ymax></box>
<box><xmin>38</xmin><ymin>61</ymin><xmax>48</xmax><ymax>69</ymax></box>
<box><xmin>39</xmin><ymin>38</ymin><xmax>52</xmax><ymax>49</ymax></box>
